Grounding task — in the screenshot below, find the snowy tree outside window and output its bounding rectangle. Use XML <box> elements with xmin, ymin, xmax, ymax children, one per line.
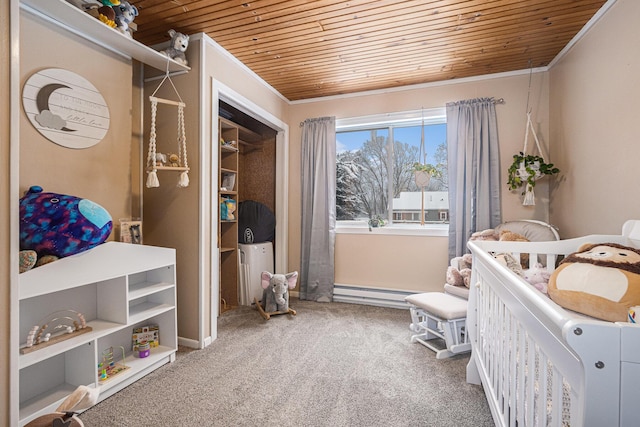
<box><xmin>336</xmin><ymin>108</ymin><xmax>448</xmax><ymax>226</ymax></box>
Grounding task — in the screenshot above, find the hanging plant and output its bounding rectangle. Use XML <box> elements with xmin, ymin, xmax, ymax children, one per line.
<box><xmin>509</xmin><ymin>64</ymin><xmax>561</xmax><ymax>205</ymax></box>
<box><xmin>507</xmin><ymin>152</ymin><xmax>559</xmax><ymax>204</ymax></box>
<box><xmin>412</xmin><ymin>162</ymin><xmax>442</xmax><ymax>188</ymax></box>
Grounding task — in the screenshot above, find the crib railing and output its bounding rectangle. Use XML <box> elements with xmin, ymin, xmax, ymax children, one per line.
<box><xmin>466</xmin><ymin>232</ymin><xmax>640</xmax><ymax>427</ymax></box>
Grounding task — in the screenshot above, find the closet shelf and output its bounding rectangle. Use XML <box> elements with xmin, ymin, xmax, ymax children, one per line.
<box><xmin>20</xmin><ymin>0</ymin><xmax>190</xmax><ymax>73</ymax></box>
<box><xmin>147</xmin><ymin>166</ymin><xmax>190</xmax><ymax>172</ymax></box>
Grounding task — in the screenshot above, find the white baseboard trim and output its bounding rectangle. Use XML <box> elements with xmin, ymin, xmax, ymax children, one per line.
<box><xmin>178</xmin><ymin>336</ymin><xmax>201</xmax><ymax>349</ymax></box>
<box><xmin>332</xmin><ymin>284</ymin><xmax>413</xmax><ymax>309</ymax></box>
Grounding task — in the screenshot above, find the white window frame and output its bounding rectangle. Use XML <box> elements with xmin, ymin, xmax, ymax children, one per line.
<box><xmin>335</xmin><ymin>108</ymin><xmax>448</xmax><ymax>237</ymax></box>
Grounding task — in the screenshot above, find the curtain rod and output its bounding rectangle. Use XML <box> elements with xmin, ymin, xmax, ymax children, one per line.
<box><xmin>300</xmin><ymin>98</ymin><xmax>505</xmax><ymax>127</ymax></box>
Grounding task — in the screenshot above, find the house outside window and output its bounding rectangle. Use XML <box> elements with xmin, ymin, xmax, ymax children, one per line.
<box><xmin>335</xmin><ymin>108</ymin><xmax>448</xmax><ymax>233</ymax></box>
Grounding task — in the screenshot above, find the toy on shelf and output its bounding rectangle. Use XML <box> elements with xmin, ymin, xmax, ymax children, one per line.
<box><xmin>220</xmin><ymin>197</ymin><xmax>236</xmax><ymax>221</ymax></box>
<box><xmin>132</xmin><ymin>324</ymin><xmax>159</xmax><ymax>358</ymax></box>
<box><xmin>160</xmin><ymin>29</ymin><xmax>190</xmax><ymax>66</ymax></box>
<box><xmin>19</xmin><ymin>185</ymin><xmax>113</xmax><ymax>271</ymax></box>
<box><xmin>96</xmin><ymin>0</ymin><xmax>120</xmax><ymax>28</ymax></box>
<box><xmin>255</xmin><ymin>271</ymin><xmax>298</xmax><ymax>320</ymax></box>
<box><xmin>22</xmin><ymin>310</ymin><xmax>92</xmax><ymax>354</ymax></box>
<box><xmin>98</xmin><ymin>346</ymin><xmax>129</xmax><ymax>382</ymax></box>
<box><xmin>23</xmin><ymin>384</ymin><xmax>99</xmax><ymax>427</ymax></box>
<box><xmin>114</xmin><ymin>0</ymin><xmax>138</xmax><ymax>37</ymax></box>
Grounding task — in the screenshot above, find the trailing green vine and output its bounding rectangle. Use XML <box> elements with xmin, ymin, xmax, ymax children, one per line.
<box><xmin>507</xmin><ymin>152</ymin><xmax>559</xmax><ymax>194</ymax></box>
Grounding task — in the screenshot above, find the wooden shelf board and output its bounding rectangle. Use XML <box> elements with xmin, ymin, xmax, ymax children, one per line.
<box><xmin>147</xmin><ymin>166</ymin><xmax>190</xmax><ymax>172</ymax></box>
<box><xmin>20</xmin><ymin>320</ymin><xmax>122</xmax><ymax>369</ymax></box>
<box><xmin>220</xmin><ymin>144</ymin><xmax>239</xmax><ymax>152</ymax></box>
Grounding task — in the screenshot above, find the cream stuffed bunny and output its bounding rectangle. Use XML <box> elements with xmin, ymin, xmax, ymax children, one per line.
<box><xmin>25</xmin><ymin>385</ymin><xmax>99</xmax><ymax>427</ymax></box>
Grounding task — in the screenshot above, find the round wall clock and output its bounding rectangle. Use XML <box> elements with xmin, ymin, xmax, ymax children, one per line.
<box><xmin>22</xmin><ymin>68</ymin><xmax>110</xmax><ymax>149</ymax></box>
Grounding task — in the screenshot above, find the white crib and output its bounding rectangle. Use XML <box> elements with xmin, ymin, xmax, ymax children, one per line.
<box><xmin>466</xmin><ymin>220</ymin><xmax>640</xmax><ymax>427</ymax></box>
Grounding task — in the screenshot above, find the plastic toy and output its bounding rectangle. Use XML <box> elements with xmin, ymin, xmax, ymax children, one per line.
<box><xmin>98</xmin><ymin>346</ymin><xmax>129</xmax><ymax>382</ymax></box>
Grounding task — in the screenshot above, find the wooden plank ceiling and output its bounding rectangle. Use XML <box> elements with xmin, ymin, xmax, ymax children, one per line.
<box><xmin>132</xmin><ymin>0</ymin><xmax>607</xmax><ymax>101</ymax></box>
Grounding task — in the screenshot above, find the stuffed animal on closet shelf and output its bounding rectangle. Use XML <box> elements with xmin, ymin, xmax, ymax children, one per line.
<box><xmin>19</xmin><ymin>186</ymin><xmax>112</xmax><ymax>270</ymax></box>
<box><xmin>95</xmin><ymin>0</ymin><xmax>121</xmax><ymax>28</ymax></box>
<box><xmin>257</xmin><ymin>271</ymin><xmax>298</xmax><ymax>319</ymax></box>
<box><xmin>114</xmin><ymin>0</ymin><xmax>138</xmax><ymax>37</ymax></box>
<box><xmin>160</xmin><ymin>29</ymin><xmax>190</xmax><ymax>66</ymax></box>
<box><xmin>548</xmin><ymin>243</ymin><xmax>640</xmax><ymax>322</ymax></box>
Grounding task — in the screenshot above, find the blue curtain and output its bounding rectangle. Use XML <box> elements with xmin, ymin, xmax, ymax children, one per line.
<box><xmin>300</xmin><ymin>117</ymin><xmax>336</xmax><ymax>302</ymax></box>
<box><xmin>446</xmin><ymin>98</ymin><xmax>501</xmax><ymax>259</ymax></box>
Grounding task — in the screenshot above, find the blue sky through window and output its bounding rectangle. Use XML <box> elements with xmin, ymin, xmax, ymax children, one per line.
<box><xmin>337</xmin><ymin>123</ymin><xmax>446</xmax><ymax>166</ymax></box>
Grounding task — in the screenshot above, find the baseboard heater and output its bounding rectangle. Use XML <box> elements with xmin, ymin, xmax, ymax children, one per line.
<box><xmin>332</xmin><ymin>284</ymin><xmax>413</xmax><ymax>309</ymax></box>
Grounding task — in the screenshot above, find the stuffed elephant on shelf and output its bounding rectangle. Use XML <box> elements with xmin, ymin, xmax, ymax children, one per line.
<box><xmin>256</xmin><ymin>271</ymin><xmax>298</xmax><ymax>320</ymax></box>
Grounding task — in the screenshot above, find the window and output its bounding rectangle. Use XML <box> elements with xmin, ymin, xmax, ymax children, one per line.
<box><xmin>336</xmin><ymin>108</ymin><xmax>448</xmax><ymax>229</ymax></box>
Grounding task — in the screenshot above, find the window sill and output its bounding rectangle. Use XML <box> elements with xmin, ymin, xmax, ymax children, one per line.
<box><xmin>336</xmin><ymin>222</ymin><xmax>448</xmax><ymax>237</ymax></box>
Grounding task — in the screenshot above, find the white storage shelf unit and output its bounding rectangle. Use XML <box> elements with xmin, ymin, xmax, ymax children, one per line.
<box><xmin>18</xmin><ymin>242</ymin><xmax>177</xmax><ymax>426</ymax></box>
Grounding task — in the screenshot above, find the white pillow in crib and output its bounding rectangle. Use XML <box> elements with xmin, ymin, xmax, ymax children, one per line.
<box><xmin>495</xmin><ymin>220</ymin><xmax>559</xmax><ymax>242</ymax></box>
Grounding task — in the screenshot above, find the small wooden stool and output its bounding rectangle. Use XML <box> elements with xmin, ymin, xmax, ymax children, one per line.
<box><xmin>405</xmin><ymin>292</ymin><xmax>471</xmax><ymax>359</ymax></box>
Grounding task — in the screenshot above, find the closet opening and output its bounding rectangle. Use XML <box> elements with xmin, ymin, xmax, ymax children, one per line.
<box><xmin>217</xmin><ymin>100</ymin><xmax>278</xmax><ymax>314</ymax></box>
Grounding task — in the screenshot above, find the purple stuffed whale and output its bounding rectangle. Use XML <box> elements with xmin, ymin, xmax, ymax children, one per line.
<box><xmin>20</xmin><ymin>186</ymin><xmax>112</xmax><ymax>258</ymax></box>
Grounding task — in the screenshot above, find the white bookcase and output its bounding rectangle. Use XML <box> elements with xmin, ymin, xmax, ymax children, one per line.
<box><xmin>18</xmin><ymin>242</ymin><xmax>177</xmax><ymax>426</ymax></box>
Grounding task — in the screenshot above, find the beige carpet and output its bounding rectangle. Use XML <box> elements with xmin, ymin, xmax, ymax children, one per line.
<box><xmin>80</xmin><ymin>299</ymin><xmax>494</xmax><ymax>426</ymax></box>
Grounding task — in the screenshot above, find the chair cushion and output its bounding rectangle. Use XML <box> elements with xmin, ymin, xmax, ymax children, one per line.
<box><xmin>444</xmin><ymin>283</ymin><xmax>470</xmax><ymax>299</ymax></box>
<box><xmin>405</xmin><ymin>292</ymin><xmax>468</xmax><ymax>320</ymax></box>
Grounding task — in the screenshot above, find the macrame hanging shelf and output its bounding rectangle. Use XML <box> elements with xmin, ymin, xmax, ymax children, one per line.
<box><xmin>145</xmin><ymin>65</ymin><xmax>189</xmax><ymax>188</ymax></box>
<box><xmin>518</xmin><ymin>111</ymin><xmax>545</xmax><ymax>205</ymax></box>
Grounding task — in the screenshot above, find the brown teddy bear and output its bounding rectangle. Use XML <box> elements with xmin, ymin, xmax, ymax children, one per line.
<box><xmin>548</xmin><ymin>243</ymin><xmax>640</xmax><ymax>322</ymax></box>
<box><xmin>498</xmin><ymin>230</ymin><xmax>530</xmax><ymax>266</ymax></box>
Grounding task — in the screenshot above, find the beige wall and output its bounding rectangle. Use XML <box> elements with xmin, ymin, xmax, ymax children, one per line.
<box><xmin>288</xmin><ymin>73</ymin><xmax>550</xmax><ymax>292</ymax></box>
<box><xmin>143</xmin><ymin>35</ymin><xmax>290</xmax><ymax>342</ymax></box>
<box><xmin>20</xmin><ymin>12</ymin><xmax>133</xmax><ymax>228</ymax></box>
<box><xmin>549</xmin><ymin>0</ymin><xmax>640</xmax><ymax>237</ymax></box>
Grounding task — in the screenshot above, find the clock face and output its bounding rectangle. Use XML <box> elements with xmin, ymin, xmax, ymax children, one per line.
<box><xmin>22</xmin><ymin>68</ymin><xmax>110</xmax><ymax>149</ymax></box>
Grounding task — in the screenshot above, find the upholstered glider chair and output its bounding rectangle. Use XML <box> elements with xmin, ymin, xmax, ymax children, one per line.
<box><xmin>405</xmin><ymin>220</ymin><xmax>559</xmax><ymax>359</ymax></box>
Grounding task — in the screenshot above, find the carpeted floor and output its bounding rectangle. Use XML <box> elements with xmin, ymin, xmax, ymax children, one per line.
<box><xmin>80</xmin><ymin>299</ymin><xmax>494</xmax><ymax>426</ymax></box>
